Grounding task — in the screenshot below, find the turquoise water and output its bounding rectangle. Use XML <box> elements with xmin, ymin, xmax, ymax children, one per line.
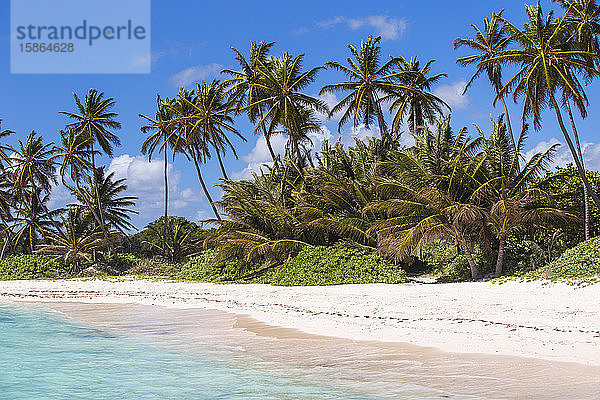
<box><xmin>0</xmin><ymin>304</ymin><xmax>386</xmax><ymax>400</ymax></box>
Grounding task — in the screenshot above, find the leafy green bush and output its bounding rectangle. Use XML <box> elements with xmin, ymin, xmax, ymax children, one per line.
<box><xmin>528</xmin><ymin>236</ymin><xmax>600</xmax><ymax>284</ymax></box>
<box><xmin>419</xmin><ymin>239</ymin><xmax>490</xmax><ymax>282</ymax></box>
<box><xmin>126</xmin><ymin>258</ymin><xmax>179</xmax><ymax>277</ymax></box>
<box><xmin>0</xmin><ymin>254</ymin><xmax>67</xmax><ymax>280</ymax></box>
<box><xmin>178</xmin><ymin>245</ymin><xmax>406</xmax><ymax>286</ymax></box>
<box><xmin>268</xmin><ymin>245</ymin><xmax>406</xmax><ymax>286</ymax></box>
<box><xmin>502</xmin><ymin>239</ymin><xmax>546</xmax><ymax>275</ymax></box>
<box><xmin>105</xmin><ymin>253</ymin><xmax>141</xmax><ymax>271</ymax></box>
<box><xmin>178</xmin><ymin>249</ymin><xmax>255</xmax><ymax>282</ymax></box>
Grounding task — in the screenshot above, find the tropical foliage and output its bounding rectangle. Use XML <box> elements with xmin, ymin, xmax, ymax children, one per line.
<box><xmin>1</xmin><ymin>0</ymin><xmax>600</xmax><ymax>285</ymax></box>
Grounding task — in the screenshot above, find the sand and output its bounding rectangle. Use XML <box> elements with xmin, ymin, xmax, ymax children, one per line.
<box><xmin>0</xmin><ymin>278</ymin><xmax>599</xmax><ymax>366</ymax></box>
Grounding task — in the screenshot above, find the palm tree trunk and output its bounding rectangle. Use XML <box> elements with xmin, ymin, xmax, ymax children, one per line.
<box><xmin>90</xmin><ymin>142</ymin><xmax>107</xmax><ymax>235</ymax></box>
<box><xmin>459</xmin><ymin>235</ymin><xmax>480</xmax><ymax>279</ymax></box>
<box><xmin>566</xmin><ymin>101</ymin><xmax>590</xmax><ymax>240</ymax></box>
<box><xmin>191</xmin><ymin>151</ymin><xmax>221</xmax><ymax>220</ymax></box>
<box><xmin>258</xmin><ymin>109</ymin><xmax>278</xmax><ymax>166</ymax></box>
<box><xmin>495</xmin><ymin>234</ymin><xmax>506</xmax><ymax>277</ymax></box>
<box><xmin>549</xmin><ymin>94</ymin><xmax>600</xmax><ymax>211</ymax></box>
<box><xmin>216</xmin><ymin>150</ymin><xmax>229</xmax><ymax>180</ymax></box>
<box><xmin>162</xmin><ymin>146</ymin><xmax>168</xmax><ymax>258</ymax></box>
<box><xmin>497</xmin><ymin>91</ymin><xmax>516</xmax><ymax>152</ymax></box>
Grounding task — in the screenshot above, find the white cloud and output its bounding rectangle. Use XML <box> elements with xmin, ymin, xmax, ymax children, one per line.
<box><xmin>232</xmin><ymin>134</ymin><xmax>288</xmax><ymax>180</ymax></box>
<box><xmin>433</xmin><ymin>79</ymin><xmax>470</xmax><ymax>110</ymax></box>
<box><xmin>231</xmin><ymin>123</ymin><xmax>417</xmax><ymax>180</ymax></box>
<box><xmin>169</xmin><ymin>63</ymin><xmax>223</xmax><ymax>87</ymax></box>
<box><xmin>106</xmin><ymin>155</ymin><xmax>202</xmax><ymax>228</ymax></box>
<box><xmin>317</xmin><ymin>15</ymin><xmax>407</xmax><ymax>40</ymax></box>
<box><xmin>524</xmin><ymin>138</ymin><xmax>600</xmax><ymax>172</ymax></box>
<box><xmin>131</xmin><ymin>51</ymin><xmax>167</xmax><ymax>67</ymax></box>
<box><xmin>315</xmin><ymin>92</ymin><xmax>343</xmax><ymax>122</ymax></box>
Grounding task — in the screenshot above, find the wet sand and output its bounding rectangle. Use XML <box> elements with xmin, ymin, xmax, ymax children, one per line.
<box><xmin>12</xmin><ymin>301</ymin><xmax>600</xmax><ymax>400</ymax></box>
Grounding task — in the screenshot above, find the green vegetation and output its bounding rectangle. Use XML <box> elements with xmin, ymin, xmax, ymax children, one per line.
<box><xmin>1</xmin><ymin>1</ymin><xmax>600</xmax><ymax>286</ymax></box>
<box><xmin>0</xmin><ymin>254</ymin><xmax>66</xmax><ymax>280</ymax></box>
<box><xmin>178</xmin><ymin>246</ymin><xmax>406</xmax><ymax>286</ymax></box>
<box><xmin>525</xmin><ymin>237</ymin><xmax>600</xmax><ymax>285</ymax></box>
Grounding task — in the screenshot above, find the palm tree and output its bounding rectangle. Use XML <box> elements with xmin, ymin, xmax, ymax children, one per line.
<box><xmin>222</xmin><ymin>41</ymin><xmax>279</xmax><ymax>164</ymax></box>
<box><xmin>3</xmin><ymin>131</ymin><xmax>56</xmax><ymax>199</ymax></box>
<box><xmin>0</xmin><ymin>119</ymin><xmax>13</xmax><ymax>140</ymax></box>
<box><xmin>167</xmin><ymin>87</ymin><xmax>220</xmax><ymax>220</ymax></box>
<box><xmin>75</xmin><ymin>167</ymin><xmax>137</xmax><ymax>234</ymax></box>
<box><xmin>496</xmin><ymin>3</ymin><xmax>600</xmax><ymax>211</ymax></box>
<box><xmin>367</xmin><ymin>117</ymin><xmax>487</xmax><ymax>279</ymax></box>
<box><xmin>454</xmin><ymin>10</ymin><xmax>517</xmax><ymax>151</ymax></box>
<box><xmin>474</xmin><ymin>116</ymin><xmax>573</xmax><ymax>275</ymax></box>
<box><xmin>554</xmin><ymin>0</ymin><xmax>600</xmax><ymax>239</ymax></box>
<box><xmin>386</xmin><ymin>56</ymin><xmax>450</xmax><ymax>134</ymax></box>
<box><xmin>140</xmin><ymin>95</ymin><xmax>176</xmax><ymax>257</ymax></box>
<box><xmin>9</xmin><ymin>188</ymin><xmax>59</xmax><ymax>253</ymax></box>
<box><xmin>555</xmin><ymin>0</ymin><xmax>600</xmax><ymax>65</ymax></box>
<box><xmin>60</xmin><ymin>89</ymin><xmax>122</xmax><ymax>233</ymax></box>
<box><xmin>320</xmin><ymin>36</ymin><xmax>397</xmax><ymax>141</ymax></box>
<box><xmin>37</xmin><ymin>207</ymin><xmax>116</xmax><ymax>273</ymax></box>
<box><xmin>250</xmin><ymin>52</ymin><xmax>328</xmax><ymax>162</ymax></box>
<box><xmin>183</xmin><ymin>80</ymin><xmax>246</xmax><ymax>180</ymax></box>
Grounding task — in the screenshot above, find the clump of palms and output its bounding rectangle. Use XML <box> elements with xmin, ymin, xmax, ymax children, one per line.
<box><xmin>494</xmin><ymin>3</ymin><xmax>600</xmax><ymax>211</ymax></box>
<box><xmin>37</xmin><ymin>207</ymin><xmax>116</xmax><ymax>273</ymax></box>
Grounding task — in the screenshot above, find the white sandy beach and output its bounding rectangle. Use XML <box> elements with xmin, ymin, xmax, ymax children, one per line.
<box><xmin>0</xmin><ymin>279</ymin><xmax>599</xmax><ymax>366</ymax></box>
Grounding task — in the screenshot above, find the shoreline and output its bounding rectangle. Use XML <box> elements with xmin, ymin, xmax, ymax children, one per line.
<box><xmin>0</xmin><ymin>278</ymin><xmax>599</xmax><ymax>366</ymax></box>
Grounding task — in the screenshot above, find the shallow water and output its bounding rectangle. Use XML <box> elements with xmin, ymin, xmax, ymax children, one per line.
<box><xmin>1</xmin><ymin>302</ymin><xmax>599</xmax><ymax>399</ymax></box>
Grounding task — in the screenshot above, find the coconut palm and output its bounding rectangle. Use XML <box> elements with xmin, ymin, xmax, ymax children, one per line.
<box><xmin>222</xmin><ymin>41</ymin><xmax>279</xmax><ymax>163</ymax></box>
<box><xmin>9</xmin><ymin>188</ymin><xmax>59</xmax><ymax>253</ymax></box>
<box><xmin>495</xmin><ymin>3</ymin><xmax>600</xmax><ymax>210</ymax></box>
<box><xmin>554</xmin><ymin>0</ymin><xmax>600</xmax><ymax>239</ymax></box>
<box><xmin>386</xmin><ymin>56</ymin><xmax>450</xmax><ymax>134</ymax></box>
<box><xmin>3</xmin><ymin>131</ymin><xmax>56</xmax><ymax>198</ymax></box>
<box><xmin>320</xmin><ymin>36</ymin><xmax>398</xmax><ymax>141</ymax></box>
<box><xmin>60</xmin><ymin>89</ymin><xmax>122</xmax><ymax>232</ymax></box>
<box><xmin>183</xmin><ymin>80</ymin><xmax>246</xmax><ymax>180</ymax></box>
<box><xmin>0</xmin><ymin>120</ymin><xmax>13</xmax><ymax>140</ymax></box>
<box><xmin>140</xmin><ymin>95</ymin><xmax>176</xmax><ymax>256</ymax></box>
<box><xmin>37</xmin><ymin>207</ymin><xmax>116</xmax><ymax>273</ymax></box>
<box><xmin>454</xmin><ymin>10</ymin><xmax>517</xmax><ymax>151</ymax></box>
<box><xmin>250</xmin><ymin>52</ymin><xmax>328</xmax><ymax>163</ymax></box>
<box><xmin>555</xmin><ymin>0</ymin><xmax>600</xmax><ymax>65</ymax></box>
<box><xmin>474</xmin><ymin>116</ymin><xmax>573</xmax><ymax>275</ymax></box>
<box><xmin>367</xmin><ymin>117</ymin><xmax>487</xmax><ymax>279</ymax></box>
<box><xmin>75</xmin><ymin>167</ymin><xmax>137</xmax><ymax>234</ymax></box>
<box><xmin>167</xmin><ymin>87</ymin><xmax>220</xmax><ymax>220</ymax></box>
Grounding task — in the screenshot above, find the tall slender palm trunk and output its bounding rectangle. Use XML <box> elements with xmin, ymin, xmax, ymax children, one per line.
<box><xmin>566</xmin><ymin>101</ymin><xmax>590</xmax><ymax>240</ymax></box>
<box><xmin>459</xmin><ymin>235</ymin><xmax>480</xmax><ymax>279</ymax></box>
<box><xmin>216</xmin><ymin>150</ymin><xmax>229</xmax><ymax>180</ymax></box>
<box><xmin>89</xmin><ymin>142</ymin><xmax>107</xmax><ymax>235</ymax></box>
<box><xmin>495</xmin><ymin>234</ymin><xmax>506</xmax><ymax>276</ymax></box>
<box><xmin>549</xmin><ymin>93</ymin><xmax>600</xmax><ymax>211</ymax></box>
<box><xmin>191</xmin><ymin>151</ymin><xmax>221</xmax><ymax>220</ymax></box>
<box><xmin>162</xmin><ymin>146</ymin><xmax>168</xmax><ymax>257</ymax></box>
<box><xmin>258</xmin><ymin>109</ymin><xmax>278</xmax><ymax>166</ymax></box>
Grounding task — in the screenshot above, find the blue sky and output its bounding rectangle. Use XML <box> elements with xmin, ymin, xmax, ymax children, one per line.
<box><xmin>1</xmin><ymin>0</ymin><xmax>599</xmax><ymax>230</ymax></box>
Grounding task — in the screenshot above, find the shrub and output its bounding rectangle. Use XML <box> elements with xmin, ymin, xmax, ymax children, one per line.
<box><xmin>105</xmin><ymin>253</ymin><xmax>141</xmax><ymax>272</ymax></box>
<box><xmin>178</xmin><ymin>249</ymin><xmax>254</xmax><ymax>282</ymax></box>
<box><xmin>268</xmin><ymin>245</ymin><xmax>407</xmax><ymax>286</ymax></box>
<box><xmin>0</xmin><ymin>254</ymin><xmax>67</xmax><ymax>280</ymax></box>
<box><xmin>419</xmin><ymin>239</ymin><xmax>490</xmax><ymax>282</ymax></box>
<box><xmin>529</xmin><ymin>236</ymin><xmax>600</xmax><ymax>283</ymax></box>
<box><xmin>126</xmin><ymin>258</ymin><xmax>179</xmax><ymax>277</ymax></box>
